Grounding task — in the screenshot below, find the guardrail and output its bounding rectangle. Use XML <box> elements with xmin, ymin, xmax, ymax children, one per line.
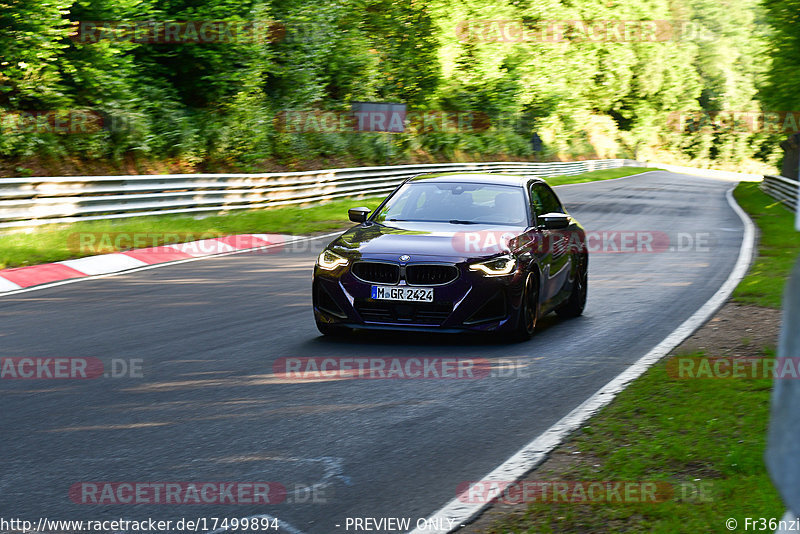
<box><xmin>0</xmin><ymin>159</ymin><xmax>641</xmax><ymax>229</ymax></box>
<box><xmin>762</xmin><ymin>175</ymin><xmax>799</xmax><ymax>213</ymax></box>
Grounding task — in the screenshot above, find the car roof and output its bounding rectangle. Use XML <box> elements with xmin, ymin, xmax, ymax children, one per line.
<box><xmin>408</xmin><ymin>172</ymin><xmax>546</xmax><ymax>187</ymax></box>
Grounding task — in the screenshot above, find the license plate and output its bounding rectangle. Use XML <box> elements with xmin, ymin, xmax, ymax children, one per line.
<box><xmin>371</xmin><ymin>285</ymin><xmax>433</xmax><ymax>302</ymax></box>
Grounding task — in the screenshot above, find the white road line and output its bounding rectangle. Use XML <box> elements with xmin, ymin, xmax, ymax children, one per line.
<box><xmin>235</xmin><ymin>455</ymin><xmax>351</xmax><ymax>499</ymax></box>
<box><xmin>0</xmin><ymin>232</ymin><xmax>341</xmax><ymax>299</ymax></box>
<box><xmin>409</xmin><ymin>185</ymin><xmax>755</xmax><ymax>534</ymax></box>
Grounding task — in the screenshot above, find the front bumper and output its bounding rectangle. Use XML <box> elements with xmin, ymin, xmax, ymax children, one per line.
<box><xmin>313</xmin><ymin>258</ymin><xmax>526</xmax><ymax>333</ymax></box>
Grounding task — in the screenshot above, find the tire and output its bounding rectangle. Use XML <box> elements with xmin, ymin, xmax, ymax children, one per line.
<box><xmin>556</xmin><ymin>253</ymin><xmax>588</xmax><ymax>319</ymax></box>
<box><xmin>513</xmin><ymin>272</ymin><xmax>539</xmax><ymax>341</ymax></box>
<box><xmin>316</xmin><ymin>321</ymin><xmax>349</xmax><ymax>337</ymax></box>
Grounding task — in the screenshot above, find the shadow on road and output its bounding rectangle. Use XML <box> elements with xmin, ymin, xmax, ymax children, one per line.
<box><xmin>306</xmin><ymin>313</ymin><xmax>572</xmax><ymax>349</ymax></box>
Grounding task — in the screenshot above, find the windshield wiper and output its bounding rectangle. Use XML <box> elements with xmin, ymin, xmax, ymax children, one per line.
<box><xmin>387</xmin><ymin>218</ymin><xmax>479</xmax><ymax>224</ymax></box>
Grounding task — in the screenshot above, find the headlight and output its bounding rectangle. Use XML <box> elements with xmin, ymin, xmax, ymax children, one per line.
<box><xmin>317</xmin><ymin>249</ymin><xmax>349</xmax><ymax>270</ymax></box>
<box><xmin>469</xmin><ymin>254</ymin><xmax>517</xmax><ymax>276</ymax></box>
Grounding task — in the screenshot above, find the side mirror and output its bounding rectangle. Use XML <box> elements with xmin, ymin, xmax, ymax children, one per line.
<box><xmin>539</xmin><ymin>212</ymin><xmax>570</xmax><ymax>230</ymax></box>
<box><xmin>348</xmin><ymin>207</ymin><xmax>371</xmax><ymax>223</ymax></box>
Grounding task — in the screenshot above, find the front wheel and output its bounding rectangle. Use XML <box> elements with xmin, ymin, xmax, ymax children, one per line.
<box><xmin>513</xmin><ymin>272</ymin><xmax>539</xmax><ymax>341</ymax></box>
<box><xmin>556</xmin><ymin>253</ymin><xmax>587</xmax><ymax>318</ymax></box>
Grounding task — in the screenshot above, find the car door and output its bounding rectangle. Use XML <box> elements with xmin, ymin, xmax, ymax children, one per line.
<box><xmin>529</xmin><ymin>182</ymin><xmax>572</xmax><ymax>307</ymax></box>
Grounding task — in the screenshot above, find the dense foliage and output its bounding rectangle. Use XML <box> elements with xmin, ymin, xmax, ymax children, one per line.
<box><xmin>761</xmin><ymin>0</ymin><xmax>800</xmax><ymax>112</ymax></box>
<box><xmin>0</xmin><ymin>0</ymin><xmax>789</xmax><ymax>171</ymax></box>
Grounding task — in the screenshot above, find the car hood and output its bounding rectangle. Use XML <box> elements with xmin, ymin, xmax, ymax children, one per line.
<box><xmin>332</xmin><ymin>221</ymin><xmax>528</xmax><ymax>260</ymax></box>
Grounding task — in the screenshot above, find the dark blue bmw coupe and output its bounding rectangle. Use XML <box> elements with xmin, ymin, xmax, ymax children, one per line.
<box><xmin>312</xmin><ymin>172</ymin><xmax>587</xmax><ymax>340</ymax></box>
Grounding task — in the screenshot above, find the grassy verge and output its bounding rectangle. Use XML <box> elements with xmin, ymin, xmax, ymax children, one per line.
<box><xmin>475</xmin><ymin>181</ymin><xmax>798</xmax><ymax>533</ymax></box>
<box><xmin>0</xmin><ymin>167</ymin><xmax>659</xmax><ymax>269</ymax></box>
<box><xmin>481</xmin><ymin>349</ymin><xmax>783</xmax><ymax>533</ymax></box>
<box><xmin>733</xmin><ymin>182</ymin><xmax>800</xmax><ymax>307</ymax></box>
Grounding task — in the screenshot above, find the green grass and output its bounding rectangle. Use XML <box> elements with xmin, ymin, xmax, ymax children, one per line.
<box><xmin>0</xmin><ymin>167</ymin><xmax>659</xmax><ymax>269</ymax></box>
<box><xmin>486</xmin><ymin>351</ymin><xmax>783</xmax><ymax>534</ymax></box>
<box><xmin>733</xmin><ymin>182</ymin><xmax>800</xmax><ymax>308</ymax></box>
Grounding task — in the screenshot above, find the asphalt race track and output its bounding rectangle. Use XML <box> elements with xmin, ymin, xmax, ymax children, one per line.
<box><xmin>0</xmin><ymin>171</ymin><xmax>746</xmax><ymax>533</ymax></box>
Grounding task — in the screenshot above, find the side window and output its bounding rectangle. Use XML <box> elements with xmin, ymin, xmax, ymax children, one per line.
<box><xmin>529</xmin><ymin>185</ymin><xmax>545</xmax><ymax>217</ymax></box>
<box><xmin>533</xmin><ymin>184</ymin><xmax>563</xmax><ymax>214</ymax></box>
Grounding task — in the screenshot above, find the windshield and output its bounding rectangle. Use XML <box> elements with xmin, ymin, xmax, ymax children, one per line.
<box><xmin>373</xmin><ymin>181</ymin><xmax>529</xmax><ymax>226</ymax></box>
